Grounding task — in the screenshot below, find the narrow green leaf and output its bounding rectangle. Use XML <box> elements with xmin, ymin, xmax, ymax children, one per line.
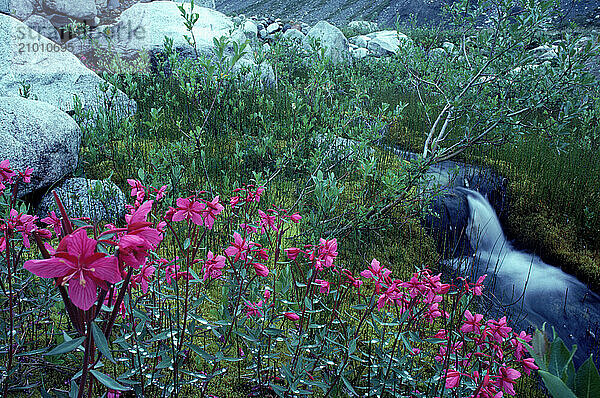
<box><xmin>91</xmin><ymin>322</ymin><xmax>115</xmax><ymax>364</ymax></box>
<box><xmin>90</xmin><ymin>370</ymin><xmax>129</xmax><ymax>391</ymax></box>
<box><xmin>341</xmin><ymin>375</ymin><xmax>358</xmax><ymax>396</ymax></box>
<box><xmin>45</xmin><ymin>337</ymin><xmax>86</xmax><ymax>356</ymax></box>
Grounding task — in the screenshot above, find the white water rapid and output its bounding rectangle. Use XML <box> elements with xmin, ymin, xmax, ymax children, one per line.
<box><xmin>456</xmin><ymin>189</ymin><xmax>600</xmax><ymax>364</ymax></box>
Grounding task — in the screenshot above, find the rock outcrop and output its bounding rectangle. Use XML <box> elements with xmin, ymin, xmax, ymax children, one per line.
<box><xmin>0</xmin><ymin>14</ymin><xmax>136</xmax><ymax>115</ymax></box>
<box><xmin>37</xmin><ymin>178</ymin><xmax>126</xmax><ymax>222</ymax></box>
<box><xmin>0</xmin><ymin>97</ymin><xmax>81</xmax><ymax>197</ymax></box>
<box><xmin>303</xmin><ymin>20</ymin><xmax>350</xmax><ymax>64</ymax></box>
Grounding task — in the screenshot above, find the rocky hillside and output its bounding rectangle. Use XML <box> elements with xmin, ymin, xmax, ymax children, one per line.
<box><xmin>215</xmin><ymin>0</ymin><xmax>600</xmax><ymax>28</ymax></box>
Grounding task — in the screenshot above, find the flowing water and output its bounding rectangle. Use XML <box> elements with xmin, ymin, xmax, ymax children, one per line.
<box><xmin>454</xmin><ymin>189</ymin><xmax>600</xmax><ymax>364</ymax></box>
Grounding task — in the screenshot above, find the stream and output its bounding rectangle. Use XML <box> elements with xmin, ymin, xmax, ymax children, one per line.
<box><xmin>451</xmin><ymin>188</ymin><xmax>600</xmax><ymax>365</ymax></box>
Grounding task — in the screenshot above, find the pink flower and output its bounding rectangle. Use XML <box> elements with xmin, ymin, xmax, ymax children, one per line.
<box><xmin>172</xmin><ymin>197</ymin><xmax>205</xmax><ymax>225</ymax></box>
<box><xmin>225</xmin><ymin>232</ymin><xmax>250</xmax><ymax>262</ymax></box>
<box><xmin>511</xmin><ymin>331</ymin><xmax>532</xmax><ymax>360</ymax></box>
<box><xmin>253</xmin><ymin>262</ymin><xmax>269</xmax><ymax>277</ymax></box>
<box><xmin>24</xmin><ymin>229</ymin><xmax>121</xmax><ymax>310</ymax></box>
<box><xmin>20</xmin><ymin>167</ymin><xmax>33</xmax><ymax>183</ymax></box>
<box><xmin>316</xmin><ymin>238</ymin><xmax>338</xmax><ymax>270</ymax></box>
<box><xmin>0</xmin><ymin>159</ymin><xmax>15</xmax><ymax>183</ymax></box>
<box><xmin>401</xmin><ymin>273</ymin><xmax>426</xmax><ymax>298</ymax></box>
<box><xmin>460</xmin><ymin>310</ymin><xmax>484</xmax><ymax>334</ymax></box>
<box><xmin>126</xmin><ymin>179</ymin><xmax>145</xmax><ymax>201</ymax></box>
<box><xmin>107</xmin><ymin>390</ymin><xmax>121</xmax><ymax>398</ymax></box>
<box><xmin>289</xmin><ymin>213</ymin><xmax>302</xmax><ymax>223</ymax></box>
<box><xmin>245</xmin><ymin>300</ymin><xmax>264</xmax><ymax>317</ymax></box>
<box><xmin>258</xmin><ymin>209</ymin><xmax>278</xmax><ymax>234</ymax></box>
<box><xmin>118</xmin><ymin>234</ymin><xmax>152</xmax><ymax>268</ymax></box>
<box><xmin>155</xmin><ymin>185</ymin><xmax>167</xmax><ymax>200</ymax></box>
<box><xmin>495</xmin><ymin>366</ymin><xmax>521</xmax><ymax>395</ymax></box>
<box><xmin>314</xmin><ymin>279</ymin><xmax>330</xmax><ymax>294</ymax></box>
<box><xmin>202</xmin><ymin>196</ymin><xmax>224</xmax><ymax>229</ymax></box>
<box><xmin>284</xmin><ymin>312</ymin><xmax>300</xmax><ymax>321</ymax></box>
<box><xmin>360</xmin><ymin>258</ymin><xmax>391</xmax><ymax>292</ymax></box>
<box><xmin>486</xmin><ymin>316</ymin><xmax>512</xmax><ymax>343</ymax></box>
<box><xmin>41</xmin><ymin>211</ymin><xmax>62</xmax><ymax>237</ymax></box>
<box><xmin>285</xmin><ymin>247</ymin><xmax>302</xmax><ymax>260</ymax></box>
<box><xmin>264</xmin><ymin>288</ymin><xmax>271</xmax><ymax>300</ymax></box>
<box><xmin>472</xmin><ymin>274</ymin><xmax>487</xmax><ymax>296</ymax></box>
<box><xmin>203</xmin><ymin>251</ymin><xmax>226</xmax><ymax>281</ymax></box>
<box><xmin>239</xmin><ymin>223</ymin><xmax>257</xmax><ymax>234</ymax></box>
<box><xmin>131</xmin><ymin>262</ymin><xmax>156</xmax><ymax>294</ymax></box>
<box><xmin>445</xmin><ymin>369</ymin><xmax>461</xmax><ymax>389</ymax></box>
<box><xmin>521</xmin><ymin>357</ymin><xmax>538</xmax><ymax>375</ymax></box>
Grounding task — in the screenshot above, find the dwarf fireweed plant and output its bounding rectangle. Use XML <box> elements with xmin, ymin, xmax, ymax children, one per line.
<box><xmin>1</xmin><ymin>161</ymin><xmax>537</xmax><ymax>397</ymax></box>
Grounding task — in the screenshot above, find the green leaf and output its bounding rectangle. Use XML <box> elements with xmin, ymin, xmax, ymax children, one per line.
<box><xmin>341</xmin><ymin>375</ymin><xmax>358</xmax><ymax>396</ymax></box>
<box><xmin>45</xmin><ymin>337</ymin><xmax>86</xmax><ymax>356</ymax></box>
<box><xmin>575</xmin><ymin>356</ymin><xmax>600</xmax><ymax>398</ymax></box>
<box><xmin>91</xmin><ymin>322</ymin><xmax>115</xmax><ymax>364</ymax></box>
<box><xmin>539</xmin><ymin>370</ymin><xmax>577</xmax><ymax>398</ymax></box>
<box><xmin>90</xmin><ymin>370</ymin><xmax>129</xmax><ymax>391</ymax></box>
<box><xmin>548</xmin><ymin>338</ymin><xmax>576</xmax><ymax>379</ymax></box>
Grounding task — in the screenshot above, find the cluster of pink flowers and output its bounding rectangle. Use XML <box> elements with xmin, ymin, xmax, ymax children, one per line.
<box><xmin>356</xmin><ymin>264</ymin><xmax>536</xmax><ymax>397</ymax></box>
<box><xmin>0</xmin><ymin>159</ymin><xmax>33</xmax><ymax>194</ymax></box>
<box><xmin>0</xmin><ymin>162</ymin><xmax>48</xmax><ymax>252</ymax></box>
<box><xmin>23</xmin><ymin>200</ymin><xmax>164</xmax><ymax>311</ymax></box>
<box><xmin>126</xmin><ymin>179</ymin><xmax>167</xmax><ymax>209</ymax></box>
<box><xmin>229</xmin><ymin>184</ymin><xmax>265</xmax><ymax>207</ymax></box>
<box><xmin>165</xmin><ymin>194</ymin><xmax>224</xmax><ymax>230</ymax></box>
<box><xmin>285</xmin><ymin>237</ymin><xmax>338</xmax><ymax>271</ymax></box>
<box><xmin>224</xmin><ymin>232</ymin><xmax>271</xmax><ymax>278</ymax></box>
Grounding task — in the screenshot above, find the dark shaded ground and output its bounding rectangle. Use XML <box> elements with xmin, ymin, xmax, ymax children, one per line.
<box><xmin>215</xmin><ymin>0</ymin><xmax>600</xmax><ymax>28</ymax></box>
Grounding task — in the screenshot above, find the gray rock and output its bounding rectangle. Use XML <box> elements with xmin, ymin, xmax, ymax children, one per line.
<box><xmin>348</xmin><ymin>20</ymin><xmax>377</xmax><ymax>34</ymax></box>
<box><xmin>95</xmin><ymin>0</ymin><xmax>108</xmax><ymax>9</ymax></box>
<box><xmin>303</xmin><ymin>20</ymin><xmax>350</xmax><ymax>64</ymax></box>
<box><xmin>24</xmin><ymin>15</ymin><xmax>61</xmax><ymax>42</ymax></box>
<box><xmin>281</xmin><ymin>27</ymin><xmax>304</xmax><ymax>43</ymax></box>
<box><xmin>430</xmin><ymin>47</ymin><xmax>446</xmax><ymax>59</ymax></box>
<box><xmin>242</xmin><ymin>19</ymin><xmax>258</xmax><ymax>38</ymax></box>
<box><xmin>352</xmin><ymin>47</ymin><xmax>368</xmax><ymax>59</ymax></box>
<box><xmin>37</xmin><ymin>178</ymin><xmax>126</xmax><ymax>223</ymax></box>
<box><xmin>7</xmin><ymin>0</ymin><xmax>34</xmax><ymax>20</ymax></box>
<box><xmin>258</xmin><ymin>28</ymin><xmax>267</xmax><ymax>39</ymax></box>
<box><xmin>42</xmin><ymin>0</ymin><xmax>98</xmax><ymax>22</ymax></box>
<box><xmin>94</xmin><ymin>2</ymin><xmax>232</xmax><ymax>59</ymax></box>
<box><xmin>266</xmin><ymin>21</ymin><xmax>280</xmax><ymax>34</ymax></box>
<box><xmin>0</xmin><ymin>14</ymin><xmax>136</xmax><ymax>116</ymax></box>
<box><xmin>350</xmin><ymin>34</ymin><xmax>370</xmax><ymax>48</ymax></box>
<box><xmin>0</xmin><ymin>97</ymin><xmax>80</xmax><ymax>197</ymax></box>
<box><xmin>442</xmin><ymin>41</ymin><xmax>456</xmax><ymax>54</ymax></box>
<box><xmin>178</xmin><ymin>0</ymin><xmax>215</xmax><ymax>7</ymax></box>
<box><xmin>107</xmin><ymin>0</ymin><xmax>119</xmax><ymax>10</ymax></box>
<box><xmin>366</xmin><ymin>30</ymin><xmax>411</xmax><ymax>57</ymax></box>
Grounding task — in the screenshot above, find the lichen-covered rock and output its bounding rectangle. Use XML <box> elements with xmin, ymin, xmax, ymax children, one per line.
<box><xmin>6</xmin><ymin>0</ymin><xmax>34</xmax><ymax>20</ymax></box>
<box><xmin>303</xmin><ymin>20</ymin><xmax>350</xmax><ymax>64</ymax></box>
<box><xmin>42</xmin><ymin>0</ymin><xmax>98</xmax><ymax>22</ymax></box>
<box><xmin>24</xmin><ymin>15</ymin><xmax>61</xmax><ymax>42</ymax></box>
<box><xmin>366</xmin><ymin>30</ymin><xmax>411</xmax><ymax>57</ymax></box>
<box><xmin>0</xmin><ymin>97</ymin><xmax>80</xmax><ymax>197</ymax></box>
<box><xmin>0</xmin><ymin>14</ymin><xmax>136</xmax><ymax>116</ymax></box>
<box><xmin>282</xmin><ymin>28</ymin><xmax>304</xmax><ymax>43</ymax></box>
<box><xmin>37</xmin><ymin>178</ymin><xmax>126</xmax><ymax>223</ymax></box>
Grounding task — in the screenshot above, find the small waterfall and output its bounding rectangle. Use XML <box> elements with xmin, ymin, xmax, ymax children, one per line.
<box><xmin>457</xmin><ymin>189</ymin><xmax>600</xmax><ymax>364</ymax></box>
<box><xmin>464</xmin><ymin>190</ymin><xmax>508</xmax><ymax>255</ymax></box>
